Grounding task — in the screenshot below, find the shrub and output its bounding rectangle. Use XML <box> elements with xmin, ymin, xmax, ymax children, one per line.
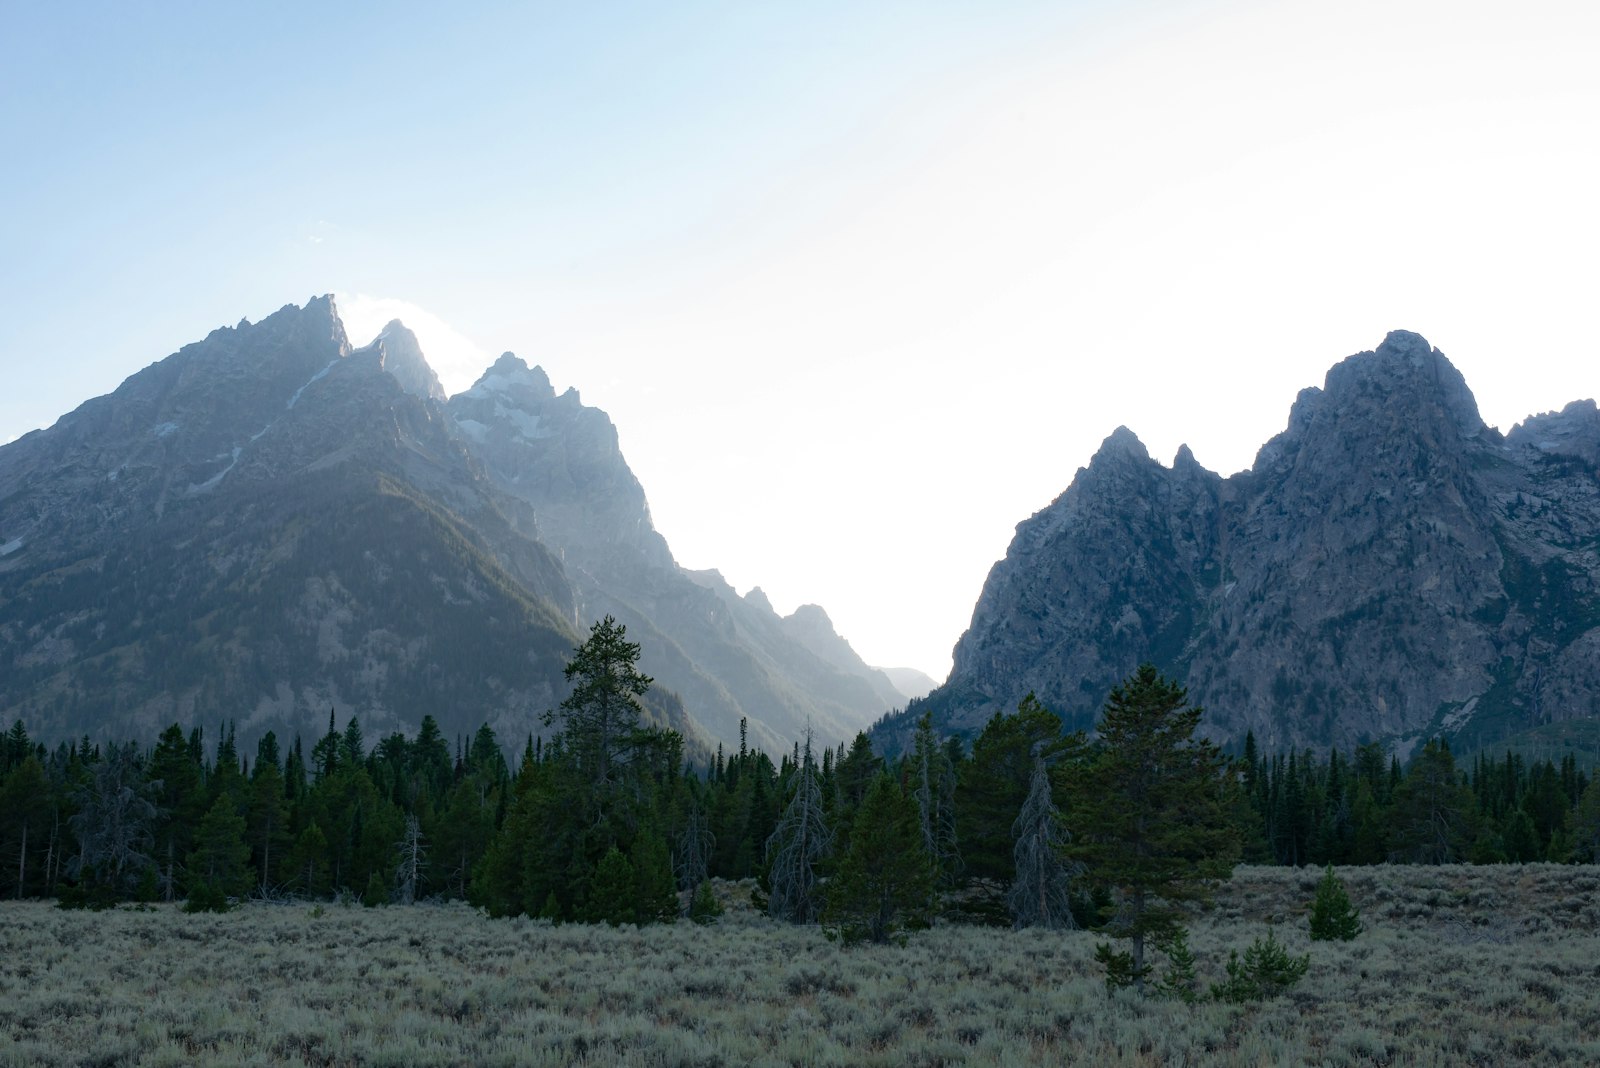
<box><xmin>1212</xmin><ymin>927</ymin><xmax>1309</xmax><ymax>1002</ymax></box>
<box><xmin>1309</xmin><ymin>864</ymin><xmax>1362</xmax><ymax>941</ymax></box>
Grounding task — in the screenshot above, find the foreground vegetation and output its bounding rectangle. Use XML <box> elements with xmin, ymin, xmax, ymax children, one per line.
<box><xmin>2</xmin><ymin>864</ymin><xmax>1597</xmax><ymax>1067</ymax></box>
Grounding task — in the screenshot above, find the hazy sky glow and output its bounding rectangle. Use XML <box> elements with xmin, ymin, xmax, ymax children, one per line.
<box><xmin>3</xmin><ymin>0</ymin><xmax>1597</xmax><ymax>681</ymax></box>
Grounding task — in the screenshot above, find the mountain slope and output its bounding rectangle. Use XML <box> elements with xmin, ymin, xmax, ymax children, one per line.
<box><xmin>0</xmin><ymin>300</ymin><xmax>696</xmax><ymax>751</ymax></box>
<box><xmin>445</xmin><ymin>355</ymin><xmax>904</xmax><ymax>752</ymax></box>
<box><xmin>881</xmin><ymin>331</ymin><xmax>1600</xmax><ymax>757</ymax></box>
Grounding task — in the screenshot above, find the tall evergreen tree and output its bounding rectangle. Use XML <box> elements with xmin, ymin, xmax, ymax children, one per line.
<box><xmin>1066</xmin><ymin>665</ymin><xmax>1239</xmax><ymax>994</ymax></box>
<box><xmin>545</xmin><ymin>616</ymin><xmax>651</xmax><ymax>788</ymax></box>
<box><xmin>0</xmin><ymin>756</ymin><xmax>52</xmax><ymax>898</ymax></box>
<box><xmin>823</xmin><ymin>773</ymin><xmax>934</xmax><ymax>944</ymax></box>
<box><xmin>188</xmin><ymin>794</ymin><xmax>252</xmax><ymax>899</ymax></box>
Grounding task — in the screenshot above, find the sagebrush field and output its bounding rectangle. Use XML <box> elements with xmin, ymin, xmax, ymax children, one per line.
<box><xmin>3</xmin><ymin>865</ymin><xmax>1597</xmax><ymax>1067</ymax></box>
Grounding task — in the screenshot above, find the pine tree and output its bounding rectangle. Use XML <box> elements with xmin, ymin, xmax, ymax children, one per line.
<box><xmin>587</xmin><ymin>846</ymin><xmax>635</xmax><ymax>925</ymax></box>
<box><xmin>911</xmin><ymin>713</ymin><xmax>961</xmax><ymax>887</ymax></box>
<box><xmin>188</xmin><ymin>795</ymin><xmax>252</xmax><ymax>900</ymax></box>
<box><xmin>149</xmin><ymin>724</ymin><xmax>205</xmax><ymax>900</ymax></box>
<box><xmin>247</xmin><ymin>760</ymin><xmax>290</xmax><ymax>893</ymax></box>
<box><xmin>956</xmin><ymin>695</ymin><xmax>1066</xmax><ymax>889</ymax></box>
<box><xmin>1066</xmin><ymin>665</ymin><xmax>1239</xmax><ymax>994</ymax></box>
<box><xmin>1307</xmin><ymin>864</ymin><xmax>1361</xmax><ymax>941</ymax></box>
<box><xmin>0</xmin><ymin>756</ymin><xmax>51</xmax><ymax>898</ymax></box>
<box><xmin>545</xmin><ymin>616</ymin><xmax>651</xmax><ymax>789</ymax></box>
<box><xmin>823</xmin><ymin>774</ymin><xmax>934</xmax><ymax>944</ymax></box>
<box><xmin>630</xmin><ymin>829</ymin><xmax>677</xmax><ymax>924</ymax></box>
<box><xmin>1389</xmin><ymin>738</ymin><xmax>1472</xmax><ymax>863</ymax></box>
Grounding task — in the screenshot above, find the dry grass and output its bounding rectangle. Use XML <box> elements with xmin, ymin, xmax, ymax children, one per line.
<box><xmin>2</xmin><ymin>865</ymin><xmax>1597</xmax><ymax>1066</ymax></box>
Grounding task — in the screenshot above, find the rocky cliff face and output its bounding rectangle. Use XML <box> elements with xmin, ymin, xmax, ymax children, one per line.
<box><xmin>884</xmin><ymin>331</ymin><xmax>1600</xmax><ymax>757</ymax></box>
<box><xmin>445</xmin><ymin>356</ymin><xmax>903</xmax><ymax>753</ymax></box>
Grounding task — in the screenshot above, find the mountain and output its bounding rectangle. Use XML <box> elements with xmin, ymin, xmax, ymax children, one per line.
<box><xmin>444</xmin><ymin>355</ymin><xmax>903</xmax><ymax>754</ymax></box>
<box><xmin>0</xmin><ymin>298</ymin><xmax>894</xmax><ymax>755</ymax></box>
<box><xmin>877</xmin><ymin>666</ymin><xmax>940</xmax><ymax>701</ymax></box>
<box><xmin>879</xmin><ymin>331</ymin><xmax>1600</xmax><ymax>759</ymax></box>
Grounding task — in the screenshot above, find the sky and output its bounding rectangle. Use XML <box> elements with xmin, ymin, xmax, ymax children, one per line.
<box><xmin>3</xmin><ymin>0</ymin><xmax>1597</xmax><ymax>682</ymax></box>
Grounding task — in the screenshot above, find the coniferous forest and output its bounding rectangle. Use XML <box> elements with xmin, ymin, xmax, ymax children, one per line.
<box><xmin>3</xmin><ymin>617</ymin><xmax>1595</xmax><ymax>932</ymax></box>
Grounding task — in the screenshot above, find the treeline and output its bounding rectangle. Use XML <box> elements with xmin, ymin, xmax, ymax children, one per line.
<box><xmin>1238</xmin><ymin>733</ymin><xmax>1595</xmax><ymax>866</ymax></box>
<box><xmin>2</xmin><ymin>622</ymin><xmax>1598</xmax><ymax>934</ymax></box>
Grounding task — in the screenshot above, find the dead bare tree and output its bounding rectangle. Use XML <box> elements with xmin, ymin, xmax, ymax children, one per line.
<box><xmin>394</xmin><ymin>815</ymin><xmax>426</xmax><ymax>905</ymax></box>
<box><xmin>1008</xmin><ymin>755</ymin><xmax>1082</xmax><ymax>930</ymax></box>
<box><xmin>673</xmin><ymin>799</ymin><xmax>714</xmax><ymax>894</ymax></box>
<box><xmin>765</xmin><ymin>732</ymin><xmax>831</xmax><ymax>923</ymax></box>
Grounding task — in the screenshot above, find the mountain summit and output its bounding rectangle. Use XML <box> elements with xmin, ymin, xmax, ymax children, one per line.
<box><xmin>881</xmin><ymin>333</ymin><xmax>1600</xmax><ymax>758</ymax></box>
<box><xmin>0</xmin><ymin>297</ymin><xmax>897</xmax><ymax>754</ymax></box>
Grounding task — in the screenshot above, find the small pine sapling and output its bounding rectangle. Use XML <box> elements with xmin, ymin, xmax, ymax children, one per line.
<box><xmin>689</xmin><ymin>880</ymin><xmax>723</xmax><ymax>924</ymax></box>
<box><xmin>1092</xmin><ymin>942</ymin><xmax>1147</xmax><ymax>992</ymax></box>
<box><xmin>1308</xmin><ymin>864</ymin><xmax>1361</xmax><ymax>941</ymax></box>
<box><xmin>1152</xmin><ymin>927</ymin><xmax>1200</xmax><ymax>1003</ymax></box>
<box><xmin>1212</xmin><ymin>927</ymin><xmax>1310</xmax><ymax>1002</ymax></box>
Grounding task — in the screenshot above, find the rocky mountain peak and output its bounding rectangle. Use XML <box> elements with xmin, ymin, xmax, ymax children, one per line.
<box><xmin>1507</xmin><ymin>399</ymin><xmax>1600</xmax><ymax>465</ymax></box>
<box><xmin>886</xmin><ymin>330</ymin><xmax>1600</xmax><ymax>759</ymax></box>
<box><xmin>464</xmin><ymin>354</ymin><xmax>556</xmax><ymax>407</ymax></box>
<box><xmin>356</xmin><ymin>320</ymin><xmax>446</xmax><ymax>402</ymax></box>
<box><xmin>1322</xmin><ymin>330</ymin><xmax>1486</xmax><ymax>439</ymax></box>
<box><xmin>1094</xmin><ymin>425</ymin><xmax>1150</xmax><ymax>464</ymax></box>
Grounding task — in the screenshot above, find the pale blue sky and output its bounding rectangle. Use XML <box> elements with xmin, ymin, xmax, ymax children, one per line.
<box><xmin>4</xmin><ymin>1</ymin><xmax>1597</xmax><ymax>679</ymax></box>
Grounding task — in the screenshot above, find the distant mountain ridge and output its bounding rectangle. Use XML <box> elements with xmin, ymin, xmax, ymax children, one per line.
<box><xmin>878</xmin><ymin>331</ymin><xmax>1600</xmax><ymax>759</ymax></box>
<box><xmin>444</xmin><ymin>352</ymin><xmax>905</xmax><ymax>753</ymax></box>
<box><xmin>0</xmin><ymin>297</ymin><xmax>899</xmax><ymax>754</ymax></box>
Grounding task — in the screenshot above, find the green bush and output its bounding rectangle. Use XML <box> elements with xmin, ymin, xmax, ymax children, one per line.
<box><xmin>1309</xmin><ymin>864</ymin><xmax>1362</xmax><ymax>941</ymax></box>
<box><xmin>1212</xmin><ymin>927</ymin><xmax>1310</xmax><ymax>1002</ymax></box>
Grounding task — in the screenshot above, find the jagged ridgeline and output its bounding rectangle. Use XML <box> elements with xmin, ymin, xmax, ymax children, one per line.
<box><xmin>880</xmin><ymin>331</ymin><xmax>1600</xmax><ymax>759</ymax></box>
<box><xmin>0</xmin><ymin>297</ymin><xmax>903</xmax><ymax>754</ymax></box>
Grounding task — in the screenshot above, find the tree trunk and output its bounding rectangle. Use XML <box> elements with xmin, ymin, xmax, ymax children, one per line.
<box><xmin>15</xmin><ymin>819</ymin><xmax>26</xmax><ymax>899</ymax></box>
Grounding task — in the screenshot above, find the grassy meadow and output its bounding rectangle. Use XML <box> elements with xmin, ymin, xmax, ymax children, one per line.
<box><xmin>2</xmin><ymin>865</ymin><xmax>1598</xmax><ymax>1067</ymax></box>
